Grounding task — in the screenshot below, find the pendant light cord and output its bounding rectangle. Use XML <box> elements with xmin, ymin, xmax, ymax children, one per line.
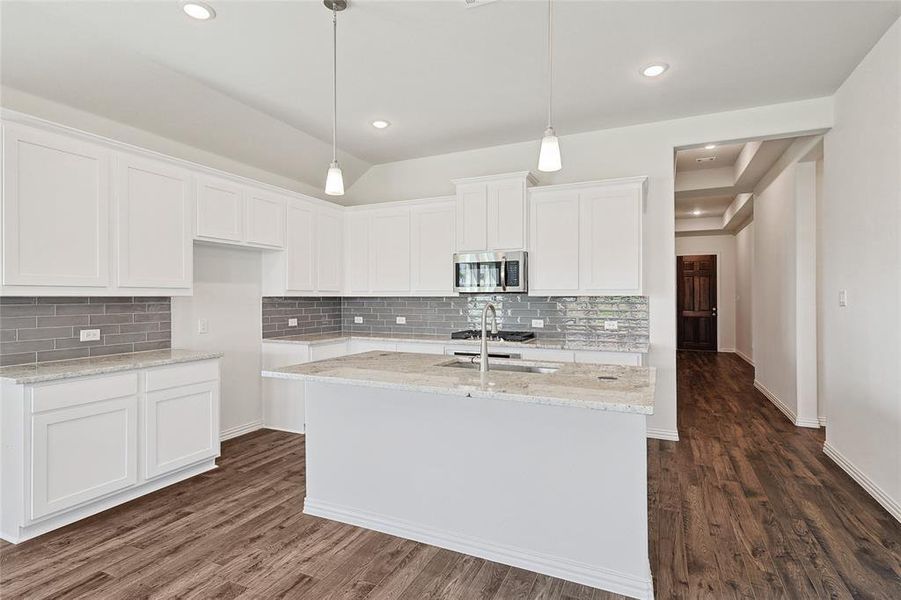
<box><xmin>546</xmin><ymin>0</ymin><xmax>553</xmax><ymax>130</ymax></box>
<box><xmin>332</xmin><ymin>6</ymin><xmax>338</xmax><ymax>163</ymax></box>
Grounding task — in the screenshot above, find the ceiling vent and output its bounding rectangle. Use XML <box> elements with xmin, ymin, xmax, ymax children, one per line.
<box><xmin>695</xmin><ymin>156</ymin><xmax>717</xmax><ymax>164</ymax></box>
<box><xmin>464</xmin><ymin>0</ymin><xmax>499</xmax><ymax>8</ymax></box>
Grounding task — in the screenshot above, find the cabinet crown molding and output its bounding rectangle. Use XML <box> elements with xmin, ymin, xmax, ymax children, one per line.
<box><xmin>451</xmin><ymin>171</ymin><xmax>538</xmax><ymax>187</ymax></box>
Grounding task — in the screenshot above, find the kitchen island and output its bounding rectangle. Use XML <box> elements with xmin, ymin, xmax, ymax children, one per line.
<box><xmin>263</xmin><ymin>351</ymin><xmax>656</xmax><ymax>600</ymax></box>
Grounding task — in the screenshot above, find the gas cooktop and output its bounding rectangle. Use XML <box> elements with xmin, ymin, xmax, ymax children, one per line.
<box><xmin>450</xmin><ymin>330</ymin><xmax>536</xmax><ymax>343</ymax></box>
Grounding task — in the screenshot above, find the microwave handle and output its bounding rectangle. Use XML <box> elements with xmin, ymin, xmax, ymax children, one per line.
<box><xmin>500</xmin><ymin>257</ymin><xmax>507</xmax><ymax>291</ymax></box>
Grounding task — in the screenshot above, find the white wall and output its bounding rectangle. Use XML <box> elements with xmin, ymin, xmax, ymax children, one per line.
<box><xmin>172</xmin><ymin>245</ymin><xmax>264</xmax><ymax>439</ymax></box>
<box><xmin>345</xmin><ymin>97</ymin><xmax>834</xmax><ymax>440</ymax></box>
<box><xmin>821</xmin><ymin>18</ymin><xmax>900</xmax><ymax>521</ymax></box>
<box><xmin>735</xmin><ymin>222</ymin><xmax>754</xmax><ymax>363</ymax></box>
<box><xmin>675</xmin><ymin>235</ymin><xmax>736</xmax><ymax>352</ymax></box>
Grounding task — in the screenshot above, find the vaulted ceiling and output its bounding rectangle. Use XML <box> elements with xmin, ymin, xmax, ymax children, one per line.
<box><xmin>2</xmin><ymin>1</ymin><xmax>899</xmax><ymax>192</ymax></box>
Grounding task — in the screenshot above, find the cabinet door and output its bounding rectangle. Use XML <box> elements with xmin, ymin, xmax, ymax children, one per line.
<box><xmin>195</xmin><ymin>175</ymin><xmax>244</xmax><ymax>243</ymax></box>
<box><xmin>455</xmin><ymin>183</ymin><xmax>487</xmax><ymax>252</ymax></box>
<box><xmin>344</xmin><ymin>212</ymin><xmax>370</xmax><ymax>294</ymax></box>
<box><xmin>579</xmin><ymin>185</ymin><xmax>642</xmax><ymax>294</ymax></box>
<box><xmin>2</xmin><ymin>124</ymin><xmax>110</xmax><ymax>287</ymax></box>
<box><xmin>316</xmin><ymin>208</ymin><xmax>343</xmax><ymax>293</ymax></box>
<box><xmin>411</xmin><ymin>202</ymin><xmax>455</xmax><ymax>294</ymax></box>
<box><xmin>370</xmin><ymin>210</ymin><xmax>411</xmax><ymax>293</ymax></box>
<box><xmin>116</xmin><ymin>153</ymin><xmax>192</xmax><ymax>289</ymax></box>
<box><xmin>487</xmin><ymin>179</ymin><xmax>526</xmax><ymax>250</ymax></box>
<box><xmin>144</xmin><ymin>381</ymin><xmax>219</xmax><ymax>479</ymax></box>
<box><xmin>285</xmin><ymin>201</ymin><xmax>316</xmax><ymax>292</ymax></box>
<box><xmin>245</xmin><ymin>191</ymin><xmax>285</xmax><ymax>248</ymax></box>
<box><xmin>529</xmin><ymin>191</ymin><xmax>580</xmax><ymax>293</ymax></box>
<box><xmin>30</xmin><ymin>396</ymin><xmax>138</xmax><ymax>520</ymax></box>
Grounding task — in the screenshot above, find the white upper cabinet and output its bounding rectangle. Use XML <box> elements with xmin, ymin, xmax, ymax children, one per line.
<box><xmin>453</xmin><ymin>172</ymin><xmax>535</xmax><ymax>252</ymax></box>
<box><xmin>529</xmin><ymin>177</ymin><xmax>646</xmax><ymax>296</ymax></box>
<box><xmin>529</xmin><ymin>190</ymin><xmax>581</xmax><ymax>293</ymax></box>
<box><xmin>116</xmin><ymin>153</ymin><xmax>192</xmax><ymax>289</ymax></box>
<box><xmin>195</xmin><ymin>174</ymin><xmax>244</xmax><ymax>243</ymax></box>
<box><xmin>285</xmin><ymin>200</ymin><xmax>316</xmax><ymax>292</ymax></box>
<box><xmin>245</xmin><ymin>191</ymin><xmax>286</xmax><ymax>248</ymax></box>
<box><xmin>344</xmin><ymin>212</ymin><xmax>370</xmax><ymax>294</ymax></box>
<box><xmin>316</xmin><ymin>207</ymin><xmax>343</xmax><ymax>293</ymax></box>
<box><xmin>411</xmin><ymin>199</ymin><xmax>455</xmax><ymax>294</ymax></box>
<box><xmin>2</xmin><ymin>124</ymin><xmax>110</xmax><ymax>288</ymax></box>
<box><xmin>370</xmin><ymin>209</ymin><xmax>411</xmax><ymax>293</ymax></box>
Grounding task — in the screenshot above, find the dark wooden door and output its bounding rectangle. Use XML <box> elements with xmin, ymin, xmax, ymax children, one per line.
<box><xmin>677</xmin><ymin>255</ymin><xmax>717</xmax><ymax>351</ymax></box>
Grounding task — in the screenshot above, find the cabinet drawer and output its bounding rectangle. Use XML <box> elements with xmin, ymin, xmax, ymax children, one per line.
<box><xmin>144</xmin><ymin>360</ymin><xmax>219</xmax><ymax>392</ymax></box>
<box><xmin>31</xmin><ymin>373</ymin><xmax>138</xmax><ymax>414</ymax></box>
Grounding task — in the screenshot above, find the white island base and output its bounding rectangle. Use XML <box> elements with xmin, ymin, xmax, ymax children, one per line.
<box><xmin>302</xmin><ymin>380</ymin><xmax>653</xmax><ymax>600</ymax></box>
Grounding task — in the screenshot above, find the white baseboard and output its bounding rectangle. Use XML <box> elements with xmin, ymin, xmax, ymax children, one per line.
<box><xmin>818</xmin><ymin>416</ymin><xmax>827</xmax><ymax>426</ymax></box>
<box><xmin>220</xmin><ymin>420</ymin><xmax>262</xmax><ymax>441</ymax></box>
<box><xmin>734</xmin><ymin>349</ymin><xmax>754</xmax><ymax>366</ymax></box>
<box><xmin>263</xmin><ymin>424</ymin><xmax>305</xmax><ymax>435</ymax></box>
<box><xmin>646</xmin><ymin>427</ymin><xmax>679</xmax><ymax>441</ymax></box>
<box><xmin>719</xmin><ymin>346</ymin><xmax>736</xmax><ymax>353</ymax></box>
<box><xmin>823</xmin><ymin>442</ymin><xmax>901</xmax><ymax>523</ymax></box>
<box><xmin>753</xmin><ymin>380</ymin><xmax>819</xmax><ymax>429</ymax></box>
<box><xmin>304</xmin><ymin>497</ymin><xmax>654</xmax><ymax>600</ymax></box>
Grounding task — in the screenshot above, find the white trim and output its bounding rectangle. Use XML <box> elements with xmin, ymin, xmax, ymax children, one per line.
<box><xmin>528</xmin><ymin>175</ymin><xmax>649</xmax><ymax>195</ymax></box>
<box><xmin>304</xmin><ymin>497</ymin><xmax>654</xmax><ymax>600</ymax></box>
<box><xmin>646</xmin><ymin>427</ymin><xmax>679</xmax><ymax>441</ymax></box>
<box><xmin>220</xmin><ymin>420</ymin><xmax>262</xmax><ymax>441</ymax></box>
<box><xmin>719</xmin><ymin>347</ymin><xmax>736</xmax><ymax>353</ymax></box>
<box><xmin>263</xmin><ymin>424</ymin><xmax>305</xmax><ymax>435</ymax></box>
<box><xmin>753</xmin><ymin>380</ymin><xmax>819</xmax><ymax>428</ymax></box>
<box><xmin>823</xmin><ymin>442</ymin><xmax>901</xmax><ymax>523</ymax></box>
<box><xmin>735</xmin><ymin>348</ymin><xmax>754</xmax><ymax>366</ymax></box>
<box><xmin>818</xmin><ymin>416</ymin><xmax>827</xmax><ymax>426</ymax></box>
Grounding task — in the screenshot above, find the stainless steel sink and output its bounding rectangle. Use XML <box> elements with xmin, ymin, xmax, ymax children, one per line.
<box><xmin>441</xmin><ymin>360</ymin><xmax>559</xmax><ymax>374</ymax></box>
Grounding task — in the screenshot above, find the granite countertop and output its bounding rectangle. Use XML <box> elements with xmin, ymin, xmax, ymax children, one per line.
<box><xmin>262</xmin><ymin>331</ymin><xmax>649</xmax><ymax>354</ymax></box>
<box><xmin>0</xmin><ymin>349</ymin><xmax>224</xmax><ymax>385</ymax></box>
<box><xmin>263</xmin><ymin>351</ymin><xmax>655</xmax><ymax>415</ymax></box>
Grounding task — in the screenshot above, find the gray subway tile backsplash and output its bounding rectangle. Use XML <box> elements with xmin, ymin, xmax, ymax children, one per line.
<box><xmin>0</xmin><ymin>297</ymin><xmax>172</xmax><ymax>366</ymax></box>
<box><xmin>263</xmin><ymin>294</ymin><xmax>649</xmax><ymax>347</ymax></box>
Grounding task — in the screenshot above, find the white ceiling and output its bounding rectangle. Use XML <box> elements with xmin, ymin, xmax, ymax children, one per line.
<box><xmin>674</xmin><ymin>195</ymin><xmax>735</xmax><ymax>219</ymax></box>
<box><xmin>2</xmin><ymin>1</ymin><xmax>899</xmax><ymax>190</ymax></box>
<box><xmin>675</xmin><ymin>143</ymin><xmax>745</xmax><ymax>172</ymax></box>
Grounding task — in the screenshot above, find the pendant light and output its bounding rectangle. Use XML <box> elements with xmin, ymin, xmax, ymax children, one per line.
<box><xmin>324</xmin><ymin>0</ymin><xmax>347</xmax><ymax>195</ymax></box>
<box><xmin>537</xmin><ymin>0</ymin><xmax>561</xmax><ymax>172</ymax></box>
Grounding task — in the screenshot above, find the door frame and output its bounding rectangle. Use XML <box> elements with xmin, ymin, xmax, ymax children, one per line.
<box><xmin>676</xmin><ymin>251</ymin><xmax>722</xmax><ymax>352</ymax></box>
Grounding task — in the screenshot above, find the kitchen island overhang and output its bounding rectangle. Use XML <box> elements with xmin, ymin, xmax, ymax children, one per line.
<box><xmin>263</xmin><ymin>352</ymin><xmax>656</xmax><ymax>600</ymax></box>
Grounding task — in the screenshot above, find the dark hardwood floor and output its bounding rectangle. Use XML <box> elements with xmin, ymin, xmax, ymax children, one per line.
<box><xmin>1</xmin><ymin>351</ymin><xmax>899</xmax><ymax>599</ymax></box>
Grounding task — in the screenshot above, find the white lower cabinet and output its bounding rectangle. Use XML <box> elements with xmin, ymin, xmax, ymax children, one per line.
<box><xmin>0</xmin><ymin>359</ymin><xmax>220</xmax><ymax>544</ymax></box>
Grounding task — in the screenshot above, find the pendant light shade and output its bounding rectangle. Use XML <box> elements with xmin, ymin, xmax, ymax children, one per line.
<box><xmin>323</xmin><ymin>0</ymin><xmax>346</xmax><ymax>195</ymax></box>
<box><xmin>325</xmin><ymin>160</ymin><xmax>345</xmax><ymax>196</ymax></box>
<box><xmin>537</xmin><ymin>0</ymin><xmax>562</xmax><ymax>172</ymax></box>
<box><xmin>538</xmin><ymin>127</ymin><xmax>561</xmax><ymax>172</ymax></box>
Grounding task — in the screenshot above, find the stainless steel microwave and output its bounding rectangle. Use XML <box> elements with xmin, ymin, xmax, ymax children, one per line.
<box><xmin>453</xmin><ymin>251</ymin><xmax>528</xmax><ymax>293</ymax></box>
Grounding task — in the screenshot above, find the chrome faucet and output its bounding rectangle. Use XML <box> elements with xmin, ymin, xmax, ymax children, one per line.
<box><xmin>480</xmin><ymin>303</ymin><xmax>498</xmax><ymax>373</ymax></box>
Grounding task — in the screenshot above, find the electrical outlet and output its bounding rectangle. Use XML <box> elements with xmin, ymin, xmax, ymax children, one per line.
<box><xmin>354</xmin><ymin>316</ymin><xmax>364</xmax><ymax>324</ymax></box>
<box><xmin>79</xmin><ymin>328</ymin><xmax>101</xmax><ymax>342</ymax></box>
<box><xmin>288</xmin><ymin>318</ymin><xmax>298</xmax><ymax>327</ymax></box>
<box><xmin>604</xmin><ymin>320</ymin><xmax>619</xmax><ymax>331</ymax></box>
<box><xmin>839</xmin><ymin>289</ymin><xmax>848</xmax><ymax>307</ymax></box>
<box><xmin>531</xmin><ymin>319</ymin><xmax>544</xmax><ymax>328</ymax></box>
<box><xmin>198</xmin><ymin>318</ymin><xmax>209</xmax><ymax>334</ymax></box>
<box><xmin>396</xmin><ymin>316</ymin><xmax>406</xmax><ymax>325</ymax></box>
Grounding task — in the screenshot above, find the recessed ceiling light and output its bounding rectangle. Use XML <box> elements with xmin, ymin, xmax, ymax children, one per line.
<box><xmin>692</xmin><ymin>209</ymin><xmax>702</xmax><ymax>216</ymax></box>
<box><xmin>371</xmin><ymin>120</ymin><xmax>390</xmax><ymax>129</ymax></box>
<box><xmin>182</xmin><ymin>1</ymin><xmax>215</xmax><ymax>20</ymax></box>
<box><xmin>705</xmin><ymin>144</ymin><xmax>717</xmax><ymax>150</ymax></box>
<box><xmin>641</xmin><ymin>63</ymin><xmax>669</xmax><ymax>78</ymax></box>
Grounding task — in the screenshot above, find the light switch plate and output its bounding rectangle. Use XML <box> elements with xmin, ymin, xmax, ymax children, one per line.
<box><xmin>531</xmin><ymin>319</ymin><xmax>544</xmax><ymax>328</ymax></box>
<box><xmin>354</xmin><ymin>316</ymin><xmax>364</xmax><ymax>324</ymax></box>
<box><xmin>288</xmin><ymin>318</ymin><xmax>298</xmax><ymax>327</ymax></box>
<box><xmin>839</xmin><ymin>289</ymin><xmax>848</xmax><ymax>307</ymax></box>
<box><xmin>604</xmin><ymin>320</ymin><xmax>619</xmax><ymax>331</ymax></box>
<box><xmin>198</xmin><ymin>319</ymin><xmax>209</xmax><ymax>334</ymax></box>
<box><xmin>396</xmin><ymin>316</ymin><xmax>406</xmax><ymax>324</ymax></box>
<box><xmin>79</xmin><ymin>329</ymin><xmax>101</xmax><ymax>342</ymax></box>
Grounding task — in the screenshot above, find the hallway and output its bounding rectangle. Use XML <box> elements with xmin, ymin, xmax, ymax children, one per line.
<box><xmin>651</xmin><ymin>352</ymin><xmax>901</xmax><ymax>598</ymax></box>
